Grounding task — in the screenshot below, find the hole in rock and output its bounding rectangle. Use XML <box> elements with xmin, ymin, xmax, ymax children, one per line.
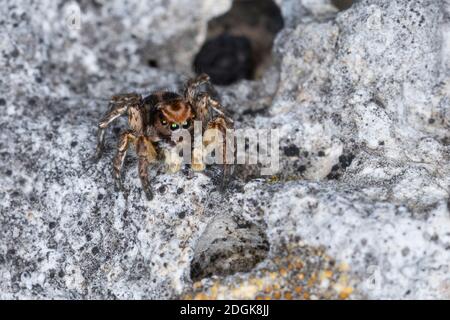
<box><xmin>190</xmin><ymin>214</ymin><xmax>269</xmax><ymax>281</ymax></box>
<box><xmin>193</xmin><ymin>0</ymin><xmax>284</xmax><ymax>85</ymax></box>
<box><xmin>331</xmin><ymin>0</ymin><xmax>354</xmax><ymax>11</ymax></box>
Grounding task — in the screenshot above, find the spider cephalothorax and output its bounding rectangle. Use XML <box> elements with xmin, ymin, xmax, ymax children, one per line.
<box><xmin>150</xmin><ymin>96</ymin><xmax>196</xmax><ymax>139</ymax></box>
<box><xmin>94</xmin><ymin>74</ymin><xmax>233</xmax><ymax>200</ymax></box>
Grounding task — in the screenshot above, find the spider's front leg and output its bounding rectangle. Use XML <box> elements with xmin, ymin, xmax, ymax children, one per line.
<box><xmin>94</xmin><ymin>93</ymin><xmax>142</xmax><ymax>160</ymax></box>
<box><xmin>136</xmin><ymin>136</ymin><xmax>158</xmax><ymax>200</ymax></box>
<box><xmin>202</xmin><ymin>116</ymin><xmax>234</xmax><ymax>190</ymax></box>
<box><xmin>184</xmin><ymin>73</ymin><xmax>210</xmax><ymax>105</ymax></box>
<box><xmin>193</xmin><ymin>92</ymin><xmax>234</xmax><ymax>129</ymax></box>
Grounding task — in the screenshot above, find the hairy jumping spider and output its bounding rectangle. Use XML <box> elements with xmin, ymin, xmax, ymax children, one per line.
<box><xmin>94</xmin><ymin>74</ymin><xmax>233</xmax><ymax>200</ymax></box>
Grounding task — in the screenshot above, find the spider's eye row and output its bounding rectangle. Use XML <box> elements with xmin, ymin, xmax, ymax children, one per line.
<box><xmin>182</xmin><ymin>120</ymin><xmax>190</xmax><ymax>129</ymax></box>
<box><xmin>170</xmin><ymin>123</ymin><xmax>179</xmax><ymax>131</ymax></box>
<box><xmin>161</xmin><ymin>119</ymin><xmax>167</xmax><ymax>125</ymax></box>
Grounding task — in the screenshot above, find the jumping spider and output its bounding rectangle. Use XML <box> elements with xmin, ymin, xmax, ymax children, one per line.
<box><xmin>94</xmin><ymin>73</ymin><xmax>233</xmax><ymax>200</ymax></box>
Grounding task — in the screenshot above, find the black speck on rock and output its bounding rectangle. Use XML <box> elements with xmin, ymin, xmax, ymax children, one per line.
<box><xmin>318</xmin><ymin>150</ymin><xmax>325</xmax><ymax>157</ymax></box>
<box><xmin>283</xmin><ymin>145</ymin><xmax>300</xmax><ymax>157</ymax></box>
<box><xmin>27</xmin><ymin>97</ymin><xmax>37</xmax><ymax>106</ymax></box>
<box><xmin>235</xmin><ymin>218</ymin><xmax>252</xmax><ymax>229</ymax></box>
<box><xmin>147</xmin><ymin>59</ymin><xmax>158</xmax><ymax>68</ymax></box>
<box><xmin>10</xmin><ymin>48</ymin><xmax>20</xmax><ymax>58</ymax></box>
<box><xmin>158</xmin><ymin>185</ymin><xmax>167</xmax><ymax>194</ymax></box>
<box><xmin>297</xmin><ymin>165</ymin><xmax>306</xmax><ymax>173</ymax></box>
<box><xmin>430</xmin><ymin>234</ymin><xmax>439</xmax><ymax>242</ymax></box>
<box><xmin>327</xmin><ymin>171</ymin><xmax>340</xmax><ymax>180</ymax></box>
<box><xmin>92</xmin><ymin>247</ymin><xmax>99</xmax><ymax>255</ymax></box>
<box><xmin>0</xmin><ymin>98</ymin><xmax>6</xmax><ymax>106</ymax></box>
<box><xmin>11</xmin><ymin>190</ymin><xmax>20</xmax><ymax>198</ymax></box>
<box><xmin>338</xmin><ymin>153</ymin><xmax>355</xmax><ymax>169</ymax></box>
<box><xmin>112</xmin><ymin>127</ymin><xmax>121</xmax><ymax>135</ymax></box>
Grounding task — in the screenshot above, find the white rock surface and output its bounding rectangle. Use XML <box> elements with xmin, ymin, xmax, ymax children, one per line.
<box><xmin>1</xmin><ymin>0</ymin><xmax>450</xmax><ymax>299</ymax></box>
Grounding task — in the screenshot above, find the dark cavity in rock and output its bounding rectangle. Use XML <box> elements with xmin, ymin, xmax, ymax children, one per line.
<box><xmin>190</xmin><ymin>214</ymin><xmax>269</xmax><ymax>281</ymax></box>
<box><xmin>193</xmin><ymin>0</ymin><xmax>284</xmax><ymax>85</ymax></box>
<box><xmin>332</xmin><ymin>0</ymin><xmax>355</xmax><ymax>11</ymax></box>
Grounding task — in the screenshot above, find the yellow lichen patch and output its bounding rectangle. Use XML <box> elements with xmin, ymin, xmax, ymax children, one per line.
<box><xmin>193</xmin><ymin>281</ymin><xmax>203</xmax><ymax>290</ymax></box>
<box><xmin>194</xmin><ymin>292</ymin><xmax>210</xmax><ymax>300</ymax></box>
<box><xmin>307</xmin><ymin>273</ymin><xmax>317</xmax><ymax>287</ymax></box>
<box><xmin>320</xmin><ymin>270</ymin><xmax>333</xmax><ymax>284</ymax></box>
<box><xmin>210</xmin><ymin>283</ymin><xmax>219</xmax><ymax>298</ymax></box>
<box><xmin>230</xmin><ymin>282</ymin><xmax>259</xmax><ymax>299</ymax></box>
<box><xmin>249</xmin><ymin>278</ymin><xmax>265</xmax><ymax>291</ymax></box>
<box><xmin>339</xmin><ymin>287</ymin><xmax>353</xmax><ymax>300</ymax></box>
<box><xmin>295</xmin><ymin>261</ymin><xmax>304</xmax><ymax>269</ymax></box>
<box><xmin>182</xmin><ymin>243</ymin><xmax>357</xmax><ymax>300</ymax></box>
<box><xmin>339</xmin><ymin>262</ymin><xmax>350</xmax><ymax>272</ymax></box>
<box><xmin>337</xmin><ymin>273</ymin><xmax>349</xmax><ymax>285</ymax></box>
<box><xmin>273</xmin><ymin>291</ymin><xmax>281</xmax><ymax>299</ymax></box>
<box><xmin>267</xmin><ymin>175</ymin><xmax>279</xmax><ymax>184</ymax></box>
<box><xmin>269</xmin><ymin>272</ymin><xmax>278</xmax><ymax>280</ymax></box>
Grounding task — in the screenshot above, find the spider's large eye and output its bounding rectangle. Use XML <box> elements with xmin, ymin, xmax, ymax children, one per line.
<box><xmin>170</xmin><ymin>123</ymin><xmax>179</xmax><ymax>131</ymax></box>
<box><xmin>182</xmin><ymin>120</ymin><xmax>190</xmax><ymax>129</ymax></box>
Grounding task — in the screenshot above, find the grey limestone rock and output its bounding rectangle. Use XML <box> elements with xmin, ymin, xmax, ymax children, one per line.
<box><xmin>1</xmin><ymin>0</ymin><xmax>450</xmax><ymax>299</ymax></box>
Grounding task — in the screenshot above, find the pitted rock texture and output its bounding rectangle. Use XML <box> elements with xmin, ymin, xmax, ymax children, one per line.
<box><xmin>1</xmin><ymin>0</ymin><xmax>450</xmax><ymax>299</ymax></box>
<box><xmin>190</xmin><ymin>214</ymin><xmax>269</xmax><ymax>281</ymax></box>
